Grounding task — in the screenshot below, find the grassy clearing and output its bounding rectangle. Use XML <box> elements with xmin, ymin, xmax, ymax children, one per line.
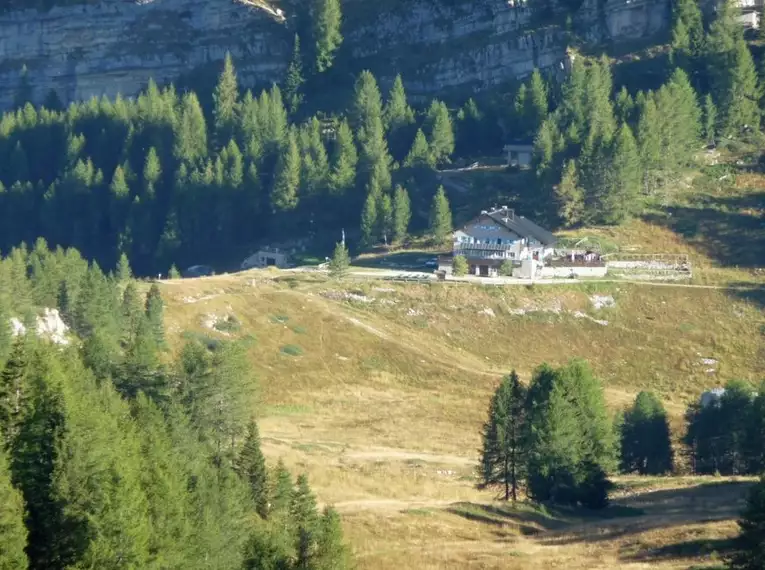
<box><xmin>159</xmin><ymin>266</ymin><xmax>762</xmax><ymax>569</ymax></box>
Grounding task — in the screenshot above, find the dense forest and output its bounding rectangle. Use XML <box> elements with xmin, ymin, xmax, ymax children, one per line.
<box><xmin>0</xmin><ymin>0</ymin><xmax>759</xmax><ymax>275</ymax></box>
<box><xmin>0</xmin><ymin>241</ymin><xmax>350</xmax><ymax>569</ymax></box>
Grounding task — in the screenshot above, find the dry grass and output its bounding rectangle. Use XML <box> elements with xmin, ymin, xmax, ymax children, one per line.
<box><xmin>155</xmin><ymin>174</ymin><xmax>765</xmax><ymax>568</ymax></box>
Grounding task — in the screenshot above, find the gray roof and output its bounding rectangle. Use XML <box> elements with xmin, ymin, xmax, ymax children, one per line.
<box><xmin>483</xmin><ymin>209</ymin><xmax>557</xmax><ymax>245</ymax></box>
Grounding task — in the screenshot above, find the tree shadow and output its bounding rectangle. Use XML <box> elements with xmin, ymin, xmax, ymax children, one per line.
<box><xmin>621</xmin><ymin>537</ymin><xmax>734</xmax><ymax>563</ymax></box>
<box><xmin>642</xmin><ymin>190</ymin><xmax>765</xmax><ymax>270</ymax></box>
<box><xmin>352</xmin><ymin>251</ymin><xmax>443</xmax><ymax>271</ymax></box>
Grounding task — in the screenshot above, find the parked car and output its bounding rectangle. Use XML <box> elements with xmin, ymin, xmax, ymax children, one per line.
<box><xmin>424</xmin><ymin>258</ymin><xmax>438</xmax><ymax>268</ymax></box>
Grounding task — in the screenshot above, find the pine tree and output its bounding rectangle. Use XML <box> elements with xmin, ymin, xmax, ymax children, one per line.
<box><xmin>0</xmin><ymin>439</ymin><xmax>28</xmax><ymax>570</ymax></box>
<box><xmin>426</xmin><ymin>100</ymin><xmax>455</xmax><ymax>166</ymax></box>
<box><xmin>236</xmin><ymin>420</ymin><xmax>269</xmax><ymax>518</ymax></box>
<box><xmin>213</xmin><ymin>53</ymin><xmax>239</xmax><ymax>147</ymax></box>
<box><xmin>383</xmin><ymin>75</ymin><xmax>415</xmax><ymax>133</ymax></box>
<box><xmin>555</xmin><ymin>159</ymin><xmax>584</xmax><ymax>227</ymax></box>
<box><xmin>392</xmin><ymin>185</ymin><xmax>411</xmax><ymax>244</ymax></box>
<box><xmin>329</xmin><ymin>241</ymin><xmax>350</xmax><ymax>279</ymax></box>
<box><xmin>174</xmin><ymin>92</ymin><xmax>208</xmax><ymax>163</ymax></box>
<box><xmin>478</xmin><ymin>371</ymin><xmax>528</xmax><ymax>501</ymax></box>
<box><xmin>145</xmin><ymin>283</ymin><xmax>165</xmax><ymax>349</ymax></box>
<box><xmin>168</xmin><ymin>265</ymin><xmax>181</xmax><ymax>279</ymax></box>
<box><xmin>311</xmin><ymin>0</ymin><xmax>343</xmax><ymax>73</ymax></box>
<box><xmin>403</xmin><ymin>129</ymin><xmax>432</xmax><ymax>168</ymax></box>
<box><xmin>313</xmin><ymin>507</ymin><xmax>350</xmax><ymax>570</ymax></box>
<box><xmin>284</xmin><ymin>35</ymin><xmax>305</xmax><ymax>115</ymax></box>
<box><xmin>271</xmin><ymin>129</ymin><xmax>301</xmax><ymax>212</ymax></box>
<box><xmin>328</xmin><ymin>119</ymin><xmax>358</xmax><ymax>196</ymax></box>
<box><xmin>729</xmin><ymin>475</ymin><xmax>765</xmax><ymax>569</ymax></box>
<box><xmin>360</xmin><ymin>189</ymin><xmax>379</xmax><ymax>247</ymax></box>
<box><xmin>116</xmin><ymin>252</ymin><xmax>132</xmax><ymax>282</ymax></box>
<box><xmin>619</xmin><ymin>391</ymin><xmax>673</xmax><ymax>475</ymax></box>
<box><xmin>428</xmin><ymin>186</ymin><xmax>452</xmax><ymax>245</ymax></box>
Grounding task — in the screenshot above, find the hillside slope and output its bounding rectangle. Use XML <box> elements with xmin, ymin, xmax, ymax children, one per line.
<box><xmin>160</xmin><ymin>269</ymin><xmax>764</xmax><ymax>568</ymax></box>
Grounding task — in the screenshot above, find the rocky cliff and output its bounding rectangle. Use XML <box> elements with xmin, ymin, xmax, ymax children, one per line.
<box><xmin>0</xmin><ymin>0</ymin><xmax>670</xmax><ymax>109</ymax></box>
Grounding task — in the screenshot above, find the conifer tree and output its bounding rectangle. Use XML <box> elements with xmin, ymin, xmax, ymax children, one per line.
<box><xmin>271</xmin><ymin>129</ymin><xmax>301</xmax><ymax>212</ymax></box>
<box><xmin>313</xmin><ymin>507</ymin><xmax>350</xmax><ymax>570</ymax></box>
<box><xmin>311</xmin><ymin>0</ymin><xmax>343</xmax><ymax>73</ymax></box>
<box><xmin>383</xmin><ymin>75</ymin><xmax>415</xmax><ymax>133</ymax></box>
<box><xmin>703</xmin><ymin>93</ymin><xmax>717</xmax><ymax>146</ymax></box>
<box><xmin>174</xmin><ymin>92</ymin><xmax>208</xmax><ymax>163</ymax></box>
<box><xmin>716</xmin><ymin>38</ymin><xmax>760</xmax><ymax>136</ymax></box>
<box><xmin>329</xmin><ymin>241</ymin><xmax>350</xmax><ymax>279</ymax></box>
<box><xmin>428</xmin><ymin>186</ymin><xmax>452</xmax><ymax>245</ymax></box>
<box><xmin>729</xmin><ymin>475</ymin><xmax>765</xmax><ymax>569</ymax></box>
<box><xmin>145</xmin><ymin>283</ymin><xmax>165</xmax><ymax>349</ymax></box>
<box><xmin>637</xmin><ymin>95</ymin><xmax>662</xmax><ymax>195</ymax></box>
<box><xmin>745</xmin><ymin>384</ymin><xmax>765</xmax><ymax>474</ymax></box>
<box><xmin>555</xmin><ymin>159</ymin><xmax>584</xmax><ymax>227</ymax></box>
<box><xmin>515</xmin><ymin>69</ymin><xmax>549</xmax><ymax>135</ymax></box>
<box><xmin>0</xmin><ymin>437</ymin><xmax>28</xmax><ymax>570</ymax></box>
<box><xmin>328</xmin><ymin>119</ymin><xmax>358</xmax><ymax>196</ymax></box>
<box><xmin>671</xmin><ymin>0</ymin><xmax>704</xmax><ymax>56</ymax></box>
<box><xmin>143</xmin><ymin>147</ymin><xmax>161</xmax><ymax>198</ymax></box>
<box><xmin>614</xmin><ymin>86</ymin><xmax>634</xmax><ymax>124</ymax></box>
<box><xmin>392</xmin><ymin>185</ymin><xmax>411</xmax><ymax>244</ymax></box>
<box><xmin>213</xmin><ymin>53</ymin><xmax>239</xmax><ymax>147</ymax></box>
<box><xmin>291</xmin><ymin>473</ymin><xmax>319</xmax><ymax>567</ymax></box>
<box><xmin>0</xmin><ymin>301</ymin><xmax>11</xmax><ymax>368</ymax></box>
<box><xmin>284</xmin><ymin>35</ymin><xmax>305</xmax><ymax>115</ymax></box>
<box><xmin>360</xmin><ymin>189</ymin><xmax>379</xmax><ymax>247</ymax></box>
<box><xmin>0</xmin><ymin>340</ymin><xmax>29</xmax><ymax>446</ymax></box>
<box><xmin>299</xmin><ymin>118</ymin><xmax>329</xmax><ymax>196</ymax></box>
<box><xmin>619</xmin><ymin>391</ymin><xmax>673</xmax><ymax>475</ymax></box>
<box><xmin>121</xmin><ymin>280</ymin><xmax>144</xmax><ymax>343</ymax></box>
<box><xmin>404</xmin><ymin>129</ymin><xmax>432</xmax><ymax>168</ymax></box>
<box><xmin>478</xmin><ymin>371</ymin><xmax>528</xmax><ymax>501</ymax></box>
<box><xmin>377</xmin><ymin>192</ymin><xmax>393</xmax><ymax>246</ymax></box>
<box><xmin>237</xmin><ymin>420</ymin><xmax>269</xmax><ymax>518</ymax></box>
<box><xmin>452</xmin><ymin>255</ymin><xmax>468</xmax><ymax>276</ymax></box>
<box><xmin>116</xmin><ymin>252</ymin><xmax>132</xmax><ymax>282</ymax></box>
<box><xmin>426</xmin><ymin>100</ymin><xmax>455</xmax><ymax>166</ymax></box>
<box><xmin>270</xmin><ymin>460</ymin><xmax>294</xmax><ymax>515</ymax></box>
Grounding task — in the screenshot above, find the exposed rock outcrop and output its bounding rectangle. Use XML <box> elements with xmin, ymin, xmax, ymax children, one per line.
<box><xmin>0</xmin><ymin>0</ymin><xmax>670</xmax><ymax>108</ymax></box>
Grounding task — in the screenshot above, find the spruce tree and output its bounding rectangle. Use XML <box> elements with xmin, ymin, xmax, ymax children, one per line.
<box><xmin>392</xmin><ymin>185</ymin><xmax>411</xmax><ymax>244</ymax></box>
<box><xmin>329</xmin><ymin>241</ymin><xmax>350</xmax><ymax>279</ymax></box>
<box><xmin>555</xmin><ymin>159</ymin><xmax>584</xmax><ymax>227</ymax></box>
<box><xmin>672</xmin><ymin>0</ymin><xmax>704</xmax><ymax>56</ymax></box>
<box><xmin>428</xmin><ymin>186</ymin><xmax>452</xmax><ymax>245</ymax></box>
<box><xmin>311</xmin><ymin>0</ymin><xmax>343</xmax><ymax>73</ymax></box>
<box><xmin>403</xmin><ymin>129</ymin><xmax>432</xmax><ymax>168</ymax></box>
<box><xmin>284</xmin><ymin>35</ymin><xmax>305</xmax><ymax>115</ymax></box>
<box><xmin>717</xmin><ymin>38</ymin><xmax>760</xmax><ymax>136</ymax></box>
<box><xmin>271</xmin><ymin>129</ymin><xmax>301</xmax><ymax>212</ymax></box>
<box><xmin>478</xmin><ymin>371</ymin><xmax>528</xmax><ymax>501</ymax></box>
<box><xmin>729</xmin><ymin>475</ymin><xmax>765</xmax><ymax>569</ymax></box>
<box><xmin>291</xmin><ymin>473</ymin><xmax>319</xmax><ymax>568</ymax></box>
<box><xmin>426</xmin><ymin>100</ymin><xmax>455</xmax><ymax>166</ymax></box>
<box><xmin>328</xmin><ymin>119</ymin><xmax>357</xmax><ymax>196</ymax></box>
<box><xmin>619</xmin><ymin>391</ymin><xmax>673</xmax><ymax>475</ymax></box>
<box><xmin>270</xmin><ymin>460</ymin><xmax>294</xmax><ymax>515</ymax></box>
<box><xmin>236</xmin><ymin>420</ymin><xmax>269</xmax><ymax>518</ymax></box>
<box><xmin>0</xmin><ymin>340</ymin><xmax>29</xmax><ymax>447</ymax></box>
<box><xmin>213</xmin><ymin>53</ymin><xmax>239</xmax><ymax>147</ymax></box>
<box><xmin>0</xmin><ymin>438</ymin><xmax>28</xmax><ymax>570</ymax></box>
<box><xmin>614</xmin><ymin>86</ymin><xmax>634</xmax><ymax>124</ymax></box>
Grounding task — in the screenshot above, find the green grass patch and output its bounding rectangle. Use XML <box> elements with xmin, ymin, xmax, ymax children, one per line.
<box><xmin>213</xmin><ymin>315</ymin><xmax>241</xmax><ymax>333</ymax></box>
<box><xmin>290</xmin><ymin>325</ymin><xmax>308</xmax><ymax>334</ymax></box>
<box><xmin>403</xmin><ymin>508</ymin><xmax>432</xmax><ymax>516</ymax></box>
<box><xmin>280</xmin><ymin>344</ymin><xmax>303</xmax><ymax>356</ymax></box>
<box><xmin>270</xmin><ymin>314</ymin><xmax>290</xmax><ymax>324</ymax></box>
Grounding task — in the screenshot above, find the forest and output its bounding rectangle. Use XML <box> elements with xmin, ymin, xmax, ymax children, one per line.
<box><xmin>0</xmin><ymin>241</ymin><xmax>350</xmax><ymax>570</ymax></box>
<box><xmin>0</xmin><ymin>0</ymin><xmax>758</xmax><ymax>276</ymax></box>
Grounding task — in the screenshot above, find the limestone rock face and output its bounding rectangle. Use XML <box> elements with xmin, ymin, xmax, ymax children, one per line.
<box><xmin>0</xmin><ymin>0</ymin><xmax>670</xmax><ymax>108</ymax></box>
<box><xmin>0</xmin><ymin>0</ymin><xmax>289</xmax><ymax>108</ymax></box>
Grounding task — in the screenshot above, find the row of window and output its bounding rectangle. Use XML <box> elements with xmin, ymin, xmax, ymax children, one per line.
<box><xmin>458</xmin><ymin>236</ymin><xmax>522</xmax><ymax>246</ymax></box>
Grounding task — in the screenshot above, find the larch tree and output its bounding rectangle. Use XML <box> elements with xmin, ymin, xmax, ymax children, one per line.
<box><xmin>313</xmin><ymin>507</ymin><xmax>350</xmax><ymax>570</ymax></box>
<box><xmin>729</xmin><ymin>476</ymin><xmax>765</xmax><ymax>570</ymax></box>
<box><xmin>555</xmin><ymin>159</ymin><xmax>584</xmax><ymax>227</ymax></box>
<box><xmin>425</xmin><ymin>100</ymin><xmax>455</xmax><ymax>166</ymax></box>
<box><xmin>271</xmin><ymin>129</ymin><xmax>301</xmax><ymax>212</ymax></box>
<box><xmin>383</xmin><ymin>74</ymin><xmax>415</xmax><ymax>133</ymax></box>
<box><xmin>213</xmin><ymin>53</ymin><xmax>239</xmax><ymax>148</ymax></box>
<box><xmin>404</xmin><ymin>129</ymin><xmax>432</xmax><ymax>168</ymax></box>
<box><xmin>116</xmin><ymin>252</ymin><xmax>132</xmax><ymax>282</ymax></box>
<box><xmin>703</xmin><ymin>93</ymin><xmax>717</xmax><ymax>146</ymax></box>
<box><xmin>328</xmin><ymin>119</ymin><xmax>358</xmax><ymax>197</ymax></box>
<box><xmin>515</xmin><ymin>69</ymin><xmax>548</xmax><ymax>135</ymax></box>
<box><xmin>478</xmin><ymin>371</ymin><xmax>528</xmax><ymax>502</ymax></box>
<box><xmin>428</xmin><ymin>185</ymin><xmax>452</xmax><ymax>245</ymax></box>
<box><xmin>329</xmin><ymin>241</ymin><xmax>350</xmax><ymax>279</ymax></box>
<box><xmin>284</xmin><ymin>35</ymin><xmax>305</xmax><ymax>116</ymax></box>
<box><xmin>237</xmin><ymin>420</ymin><xmax>269</xmax><ymax>519</ymax></box>
<box><xmin>174</xmin><ymin>92</ymin><xmax>208</xmax><ymax>164</ymax></box>
<box><xmin>619</xmin><ymin>391</ymin><xmax>673</xmax><ymax>475</ymax></box>
<box><xmin>671</xmin><ymin>0</ymin><xmax>704</xmax><ymax>56</ymax></box>
<box><xmin>144</xmin><ymin>283</ymin><xmax>165</xmax><ymax>349</ymax></box>
<box><xmin>377</xmin><ymin>192</ymin><xmax>393</xmax><ymax>246</ymax></box>
<box><xmin>311</xmin><ymin>0</ymin><xmax>343</xmax><ymax>73</ymax></box>
<box><xmin>0</xmin><ymin>437</ymin><xmax>28</xmax><ymax>570</ymax></box>
<box><xmin>392</xmin><ymin>185</ymin><xmax>411</xmax><ymax>244</ymax></box>
<box><xmin>360</xmin><ymin>188</ymin><xmax>379</xmax><ymax>247</ymax></box>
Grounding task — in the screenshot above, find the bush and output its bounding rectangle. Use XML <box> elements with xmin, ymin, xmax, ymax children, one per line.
<box><xmin>213</xmin><ymin>315</ymin><xmax>241</xmax><ymax>333</ymax></box>
<box><xmin>452</xmin><ymin>255</ymin><xmax>468</xmax><ymax>276</ymax></box>
<box><xmin>499</xmin><ymin>259</ymin><xmax>514</xmax><ymax>276</ymax></box>
<box><xmin>280</xmin><ymin>344</ymin><xmax>303</xmax><ymax>356</ymax></box>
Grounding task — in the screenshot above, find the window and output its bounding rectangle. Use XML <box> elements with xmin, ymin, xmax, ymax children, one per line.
<box><xmin>496</xmin><ymin>238</ymin><xmax>502</xmax><ymax>245</ymax></box>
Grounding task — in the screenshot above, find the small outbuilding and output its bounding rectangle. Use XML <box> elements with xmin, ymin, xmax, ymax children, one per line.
<box><xmin>241</xmin><ymin>247</ymin><xmax>291</xmax><ymax>270</ymax></box>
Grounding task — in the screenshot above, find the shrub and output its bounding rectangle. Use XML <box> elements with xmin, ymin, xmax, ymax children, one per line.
<box><xmin>280</xmin><ymin>344</ymin><xmax>303</xmax><ymax>356</ymax></box>
<box><xmin>499</xmin><ymin>259</ymin><xmax>514</xmax><ymax>276</ymax></box>
<box><xmin>452</xmin><ymin>255</ymin><xmax>468</xmax><ymax>276</ymax></box>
